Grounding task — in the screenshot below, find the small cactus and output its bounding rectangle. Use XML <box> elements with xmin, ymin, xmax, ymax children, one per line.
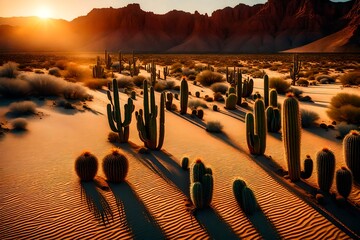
<box><xmin>269</xmin><ymin>89</ymin><xmax>278</xmax><ymax>107</ymax></box>
<box><xmin>241</xmin><ymin>186</ymin><xmax>258</xmax><ymax>215</ymax></box>
<box><xmin>266</xmin><ymin>106</ymin><xmax>281</xmax><ymax>133</ymax></box>
<box><xmin>102</xmin><ymin>149</ymin><xmax>129</xmax><ymax>183</ymax></box>
<box><xmin>180</xmin><ymin>78</ymin><xmax>189</xmax><ymax>114</ymax></box>
<box><xmin>233</xmin><ymin>178</ymin><xmax>247</xmax><ymax>208</ymax></box>
<box><xmin>190</xmin><ymin>159</ymin><xmax>206</xmax><ymax>183</ymax></box>
<box><xmin>336</xmin><ymin>167</ymin><xmax>352</xmax><ymax>199</ymax></box>
<box><xmin>228</xmin><ymin>87</ymin><xmax>236</xmax><ymax>94</ymax></box>
<box><xmin>191</xmin><ymin>182</ymin><xmax>204</xmax><ymax>209</ymax></box>
<box><xmin>343</xmin><ymin>130</ymin><xmax>360</xmax><ymax>181</ymax></box>
<box><xmin>181</xmin><ymin>157</ymin><xmax>189</xmax><ymax>170</ymax></box>
<box><xmin>165</xmin><ymin>92</ymin><xmax>173</xmax><ymax>111</ymax></box>
<box><xmin>75</xmin><ymin>151</ymin><xmax>98</xmax><ymax>181</ymax></box>
<box><xmin>195</xmin><ymin>91</ymin><xmax>200</xmax><ymax>98</ymax></box>
<box><xmin>225</xmin><ymin>93</ymin><xmax>237</xmax><ymax>110</ymax></box>
<box><xmin>301</xmin><ymin>155</ymin><xmax>313</xmax><ymax>179</ymax></box>
<box><xmin>264</xmin><ymin>75</ymin><xmax>269</xmax><ymax>107</ymax></box>
<box><xmin>317</xmin><ymin>148</ymin><xmax>335</xmax><ymax>192</ymax></box>
<box><xmin>189</xmin><ymin>159</ymin><xmax>213</xmax><ymax>208</ymax></box>
<box><xmin>202</xmin><ymin>174</ymin><xmax>214</xmax><ymax>207</ymax></box>
<box><xmin>130</xmin><ymin>90</ymin><xmax>136</xmax><ymax>100</ymax></box>
<box><xmin>197</xmin><ymin>109</ymin><xmax>204</xmax><ymax>120</ymax></box>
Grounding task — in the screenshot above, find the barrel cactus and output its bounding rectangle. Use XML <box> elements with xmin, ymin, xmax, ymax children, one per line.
<box><xmin>225</xmin><ymin>93</ymin><xmax>237</xmax><ymax>110</ymax></box>
<box><xmin>264</xmin><ymin>75</ymin><xmax>269</xmax><ymax>107</ymax></box>
<box><xmin>190</xmin><ymin>159</ymin><xmax>206</xmax><ymax>183</ymax></box>
<box><xmin>266</xmin><ymin>106</ymin><xmax>281</xmax><ymax>133</ymax></box>
<box><xmin>233</xmin><ymin>178</ymin><xmax>247</xmax><ymax>208</ymax></box>
<box><xmin>282</xmin><ymin>93</ymin><xmax>301</xmax><ymax>181</ymax></box>
<box><xmin>241</xmin><ymin>187</ymin><xmax>258</xmax><ymax>215</ymax></box>
<box><xmin>190</xmin><ymin>182</ymin><xmax>204</xmax><ymax>209</ymax></box>
<box><xmin>102</xmin><ymin>149</ymin><xmax>129</xmax><ymax>183</ymax></box>
<box><xmin>202</xmin><ymin>174</ymin><xmax>214</xmax><ymax>206</ymax></box>
<box><xmin>181</xmin><ymin>157</ymin><xmax>189</xmax><ymax>170</ymax></box>
<box><xmin>343</xmin><ymin>130</ymin><xmax>360</xmax><ymax>181</ymax></box>
<box><xmin>75</xmin><ymin>151</ymin><xmax>98</xmax><ymax>181</ymax></box>
<box><xmin>180</xmin><ymin>78</ymin><xmax>188</xmax><ymax>114</ymax></box>
<box><xmin>317</xmin><ymin>148</ymin><xmax>335</xmax><ymax>192</ymax></box>
<box><xmin>336</xmin><ymin>167</ymin><xmax>352</xmax><ymax>199</ymax></box>
<box><xmin>269</xmin><ymin>88</ymin><xmax>278</xmax><ymax>107</ymax></box>
<box><xmin>301</xmin><ymin>155</ymin><xmax>313</xmax><ymax>179</ymax></box>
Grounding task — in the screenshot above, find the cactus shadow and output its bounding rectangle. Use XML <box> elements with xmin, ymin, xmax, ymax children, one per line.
<box><xmin>171</xmin><ymin>111</ymin><xmax>207</xmax><ymax>130</ymax></box>
<box><xmin>268</xmin><ymin>131</ymin><xmax>282</xmax><ymax>141</ymax></box>
<box><xmin>108</xmin><ymin>181</ymin><xmax>165</xmax><ymax>239</ymax></box>
<box><xmin>246</xmin><ymin>208</ymin><xmax>281</xmax><ymax>239</ymax></box>
<box><xmin>79</xmin><ymin>181</ymin><xmax>113</xmax><ymax>225</ymax></box>
<box><xmin>194</xmin><ymin>207</ymin><xmax>241</xmax><ymax>240</ymax></box>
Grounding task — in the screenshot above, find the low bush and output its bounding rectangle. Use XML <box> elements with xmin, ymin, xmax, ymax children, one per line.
<box><xmin>296</xmin><ymin>79</ymin><xmax>309</xmax><ymax>87</ymax></box>
<box><xmin>132</xmin><ymin>75</ymin><xmax>147</xmax><ymax>87</ymax></box>
<box><xmin>213</xmin><ymin>92</ymin><xmax>225</xmax><ymax>102</ymax></box>
<box><xmin>337</xmin><ymin>122</ymin><xmax>359</xmax><ymax>138</ymax></box>
<box><xmin>188</xmin><ymin>99</ymin><xmax>208</xmax><ymax>109</ymax></box>
<box><xmin>48</xmin><ymin>67</ymin><xmax>62</xmax><ymax>77</ymax></box>
<box><xmin>154</xmin><ymin>80</ymin><xmax>176</xmax><ymax>92</ymax></box>
<box><xmin>206</xmin><ymin>121</ymin><xmax>223</xmax><ymax>133</ymax></box>
<box><xmin>316</xmin><ymin>75</ymin><xmax>335</xmax><ymax>83</ymax></box>
<box><xmin>340</xmin><ymin>72</ymin><xmax>360</xmax><ymax>86</ymax></box>
<box><xmin>210</xmin><ymin>83</ymin><xmax>228</xmax><ymax>94</ymax></box>
<box><xmin>0</xmin><ymin>78</ymin><xmax>31</xmax><ymax>97</ymax></box>
<box><xmin>8</xmin><ymin>101</ymin><xmax>37</xmax><ymax>116</ymax></box>
<box><xmin>83</xmin><ymin>78</ymin><xmax>109</xmax><ymax>90</ymax></box>
<box><xmin>327</xmin><ymin>93</ymin><xmax>360</xmax><ymax>124</ymax></box>
<box><xmin>170</xmin><ymin>62</ymin><xmax>182</xmax><ymax>74</ymax></box>
<box><xmin>0</xmin><ymin>62</ymin><xmax>19</xmax><ymax>78</ymax></box>
<box><xmin>301</xmin><ymin>109</ymin><xmax>319</xmax><ymax>128</ymax></box>
<box><xmin>269</xmin><ymin>77</ymin><xmax>291</xmax><ymax>94</ymax></box>
<box><xmin>195</xmin><ymin>70</ymin><xmax>225</xmax><ymax>86</ymax></box>
<box><xmin>116</xmin><ymin>76</ymin><xmax>135</xmax><ymax>90</ymax></box>
<box><xmin>11</xmin><ymin>118</ymin><xmax>28</xmax><ymax>131</ymax></box>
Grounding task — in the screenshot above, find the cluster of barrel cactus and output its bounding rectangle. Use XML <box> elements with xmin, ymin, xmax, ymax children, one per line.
<box><xmin>135</xmin><ymin>80</ymin><xmax>165</xmax><ymax>150</ymax></box>
<box><xmin>246</xmin><ymin>99</ymin><xmax>266</xmax><ymax>155</ymax></box>
<box><xmin>190</xmin><ymin>159</ymin><xmax>214</xmax><ymax>209</ymax></box>
<box><xmin>266</xmin><ymin>89</ymin><xmax>281</xmax><ymax>133</ymax></box>
<box><xmin>242</xmin><ymin>77</ymin><xmax>254</xmax><ymax>98</ymax></box>
<box><xmin>107</xmin><ymin>79</ymin><xmax>135</xmax><ymax>143</ymax></box>
<box><xmin>316</xmin><ymin>148</ymin><xmax>335</xmax><ymax>192</ymax></box>
<box><xmin>180</xmin><ymin>78</ymin><xmax>189</xmax><ymax>114</ymax></box>
<box><xmin>232</xmin><ymin>178</ymin><xmax>258</xmax><ymax>215</ymax></box>
<box><xmin>75</xmin><ymin>149</ymin><xmax>129</xmax><ymax>183</ymax></box>
<box><xmin>343</xmin><ymin>130</ymin><xmax>359</xmax><ymax>181</ymax></box>
<box><xmin>282</xmin><ymin>93</ymin><xmax>301</xmax><ymax>181</ymax></box>
<box><xmin>225</xmin><ymin>87</ymin><xmax>237</xmax><ymax>110</ymax></box>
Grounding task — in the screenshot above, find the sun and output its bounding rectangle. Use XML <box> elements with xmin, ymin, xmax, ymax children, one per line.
<box><xmin>36</xmin><ymin>6</ymin><xmax>52</xmax><ymax>19</ymax></box>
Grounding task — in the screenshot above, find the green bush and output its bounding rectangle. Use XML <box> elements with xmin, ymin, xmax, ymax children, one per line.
<box><xmin>210</xmin><ymin>83</ymin><xmax>228</xmax><ymax>94</ymax></box>
<box><xmin>132</xmin><ymin>75</ymin><xmax>147</xmax><ymax>87</ymax></box>
<box><xmin>0</xmin><ymin>62</ymin><xmax>19</xmax><ymax>78</ymax></box>
<box><xmin>206</xmin><ymin>121</ymin><xmax>223</xmax><ymax>133</ymax></box>
<box><xmin>11</xmin><ymin>118</ymin><xmax>28</xmax><ymax>131</ymax></box>
<box><xmin>327</xmin><ymin>93</ymin><xmax>360</xmax><ymax>124</ymax></box>
<box><xmin>196</xmin><ymin>70</ymin><xmax>225</xmax><ymax>86</ymax></box>
<box><xmin>340</xmin><ymin>72</ymin><xmax>360</xmax><ymax>86</ymax></box>
<box><xmin>269</xmin><ymin>77</ymin><xmax>291</xmax><ymax>94</ymax></box>
<box><xmin>301</xmin><ymin>109</ymin><xmax>319</xmax><ymax>128</ymax></box>
<box><xmin>188</xmin><ymin>99</ymin><xmax>208</xmax><ymax>109</ymax></box>
<box><xmin>48</xmin><ymin>67</ymin><xmax>61</xmax><ymax>77</ymax></box>
<box><xmin>9</xmin><ymin>101</ymin><xmax>37</xmax><ymax>116</ymax></box>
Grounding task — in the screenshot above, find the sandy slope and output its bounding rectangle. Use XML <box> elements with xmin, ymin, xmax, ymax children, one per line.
<box><xmin>0</xmin><ymin>68</ymin><xmax>359</xmax><ymax>239</ymax></box>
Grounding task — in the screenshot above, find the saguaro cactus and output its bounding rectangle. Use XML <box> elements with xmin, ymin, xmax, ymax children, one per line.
<box><xmin>264</xmin><ymin>75</ymin><xmax>269</xmax><ymax>108</ymax></box>
<box><xmin>290</xmin><ymin>54</ymin><xmax>301</xmax><ymax>86</ymax></box>
<box><xmin>236</xmin><ymin>68</ymin><xmax>242</xmax><ymax>105</ymax></box>
<box><xmin>135</xmin><ymin>80</ymin><xmax>165</xmax><ymax>150</ymax></box>
<box><xmin>105</xmin><ymin>50</ymin><xmax>112</xmax><ymax>70</ymax></box>
<box><xmin>163</xmin><ymin>66</ymin><xmax>169</xmax><ymax>80</ymax></box>
<box><xmin>282</xmin><ymin>93</ymin><xmax>301</xmax><ymax>181</ymax></box>
<box><xmin>118</xmin><ymin>51</ymin><xmax>122</xmax><ymax>73</ymax></box>
<box><xmin>180</xmin><ymin>78</ymin><xmax>188</xmax><ymax>114</ymax></box>
<box><xmin>107</xmin><ymin>79</ymin><xmax>135</xmax><ymax>143</ymax></box>
<box><xmin>246</xmin><ymin>99</ymin><xmax>266</xmax><ymax>155</ymax></box>
<box><xmin>93</xmin><ymin>56</ymin><xmax>104</xmax><ymax>78</ymax></box>
<box><xmin>343</xmin><ymin>130</ymin><xmax>360</xmax><ymax>181</ymax></box>
<box><xmin>317</xmin><ymin>148</ymin><xmax>335</xmax><ymax>192</ymax></box>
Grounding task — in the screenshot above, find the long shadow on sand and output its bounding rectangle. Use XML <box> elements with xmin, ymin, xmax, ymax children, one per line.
<box><xmin>80</xmin><ymin>181</ymin><xmax>113</xmax><ymax>225</ymax></box>
<box><xmin>245</xmin><ymin>207</ymin><xmax>281</xmax><ymax>239</ymax></box>
<box><xmin>109</xmin><ymin>181</ymin><xmax>165</xmax><ymax>240</ymax></box>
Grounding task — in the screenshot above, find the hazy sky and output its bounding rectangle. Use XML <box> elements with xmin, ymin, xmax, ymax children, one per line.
<box><xmin>0</xmin><ymin>0</ymin><xmax>352</xmax><ymax>21</ymax></box>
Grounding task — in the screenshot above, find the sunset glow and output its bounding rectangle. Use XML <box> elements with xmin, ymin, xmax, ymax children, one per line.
<box><xmin>36</xmin><ymin>6</ymin><xmax>52</xmax><ymax>19</ymax></box>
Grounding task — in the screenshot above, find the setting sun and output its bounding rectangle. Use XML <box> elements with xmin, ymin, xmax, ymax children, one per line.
<box><xmin>36</xmin><ymin>6</ymin><xmax>52</xmax><ymax>19</ymax></box>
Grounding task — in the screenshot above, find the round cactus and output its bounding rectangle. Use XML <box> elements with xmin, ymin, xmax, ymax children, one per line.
<box><xmin>197</xmin><ymin>109</ymin><xmax>204</xmax><ymax>120</ymax></box>
<box><xmin>317</xmin><ymin>148</ymin><xmax>335</xmax><ymax>192</ymax></box>
<box><xmin>181</xmin><ymin>157</ymin><xmax>189</xmax><ymax>170</ymax></box>
<box><xmin>343</xmin><ymin>130</ymin><xmax>360</xmax><ymax>181</ymax></box>
<box><xmin>225</xmin><ymin>93</ymin><xmax>237</xmax><ymax>110</ymax></box>
<box><xmin>190</xmin><ymin>159</ymin><xmax>206</xmax><ymax>183</ymax></box>
<box><xmin>301</xmin><ymin>155</ymin><xmax>313</xmax><ymax>179</ymax></box>
<box><xmin>336</xmin><ymin>167</ymin><xmax>353</xmax><ymax>199</ymax></box>
<box><xmin>233</xmin><ymin>178</ymin><xmax>247</xmax><ymax>208</ymax></box>
<box><xmin>269</xmin><ymin>88</ymin><xmax>278</xmax><ymax>107</ymax></box>
<box><xmin>241</xmin><ymin>186</ymin><xmax>258</xmax><ymax>215</ymax></box>
<box><xmin>130</xmin><ymin>90</ymin><xmax>136</xmax><ymax>100</ymax></box>
<box><xmin>205</xmin><ymin>167</ymin><xmax>213</xmax><ymax>175</ymax></box>
<box><xmin>195</xmin><ymin>91</ymin><xmax>200</xmax><ymax>98</ymax></box>
<box><xmin>75</xmin><ymin>151</ymin><xmax>98</xmax><ymax>181</ymax></box>
<box><xmin>228</xmin><ymin>87</ymin><xmax>236</xmax><ymax>94</ymax></box>
<box><xmin>102</xmin><ymin>149</ymin><xmax>129</xmax><ymax>183</ymax></box>
<box><xmin>202</xmin><ymin>174</ymin><xmax>214</xmax><ymax>207</ymax></box>
<box><xmin>190</xmin><ymin>182</ymin><xmax>204</xmax><ymax>209</ymax></box>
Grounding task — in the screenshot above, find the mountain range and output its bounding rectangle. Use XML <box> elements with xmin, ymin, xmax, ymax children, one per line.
<box><xmin>0</xmin><ymin>0</ymin><xmax>359</xmax><ymax>53</ymax></box>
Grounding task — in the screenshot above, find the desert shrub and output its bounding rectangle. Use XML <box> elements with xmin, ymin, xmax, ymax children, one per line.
<box><xmin>196</xmin><ymin>70</ymin><xmax>225</xmax><ymax>86</ymax></box>
<box><xmin>108</xmin><ymin>132</ymin><xmax>120</xmax><ymax>143</ymax></box>
<box><xmin>132</xmin><ymin>75</ymin><xmax>147</xmax><ymax>87</ymax></box>
<box><xmin>154</xmin><ymin>80</ymin><xmax>176</xmax><ymax>92</ymax></box>
<box><xmin>182</xmin><ymin>68</ymin><xmax>196</xmax><ymax>77</ymax></box>
<box><xmin>337</xmin><ymin>122</ymin><xmax>359</xmax><ymax>138</ymax></box>
<box><xmin>0</xmin><ymin>62</ymin><xmax>19</xmax><ymax>78</ymax></box>
<box><xmin>11</xmin><ymin>118</ymin><xmax>28</xmax><ymax>131</ymax></box>
<box><xmin>34</xmin><ymin>69</ymin><xmax>45</xmax><ymax>74</ymax></box>
<box><xmin>188</xmin><ymin>74</ymin><xmax>196</xmax><ymax>81</ymax></box>
<box><xmin>117</xmin><ymin>76</ymin><xmax>135</xmax><ymax>89</ymax></box>
<box><xmin>188</xmin><ymin>99</ymin><xmax>208</xmax><ymax>109</ymax></box>
<box><xmin>269</xmin><ymin>77</ymin><xmax>291</xmax><ymax>94</ymax></box>
<box><xmin>340</xmin><ymin>72</ymin><xmax>360</xmax><ymax>86</ymax></box>
<box><xmin>0</xmin><ymin>78</ymin><xmax>31</xmax><ymax>97</ymax></box>
<box><xmin>288</xmin><ymin>87</ymin><xmax>303</xmax><ymax>98</ymax></box>
<box><xmin>64</xmin><ymin>63</ymin><xmax>88</xmax><ymax>81</ymax></box>
<box><xmin>83</xmin><ymin>78</ymin><xmax>109</xmax><ymax>90</ymax></box>
<box><xmin>63</xmin><ymin>84</ymin><xmax>91</xmax><ymax>100</ymax></box>
<box><xmin>301</xmin><ymin>109</ymin><xmax>319</xmax><ymax>128</ymax></box>
<box><xmin>213</xmin><ymin>92</ymin><xmax>225</xmax><ymax>102</ymax></box>
<box><xmin>296</xmin><ymin>79</ymin><xmax>309</xmax><ymax>87</ymax></box>
<box><xmin>316</xmin><ymin>75</ymin><xmax>335</xmax><ymax>83</ymax></box>
<box><xmin>250</xmin><ymin>69</ymin><xmax>266</xmax><ymax>78</ymax></box>
<box><xmin>206</xmin><ymin>121</ymin><xmax>223</xmax><ymax>133</ymax></box>
<box><xmin>210</xmin><ymin>82</ymin><xmax>228</xmax><ymax>94</ymax></box>
<box><xmin>9</xmin><ymin>101</ymin><xmax>37</xmax><ymax>116</ymax></box>
<box><xmin>327</xmin><ymin>93</ymin><xmax>360</xmax><ymax>124</ymax></box>
<box><xmin>48</xmin><ymin>67</ymin><xmax>62</xmax><ymax>77</ymax></box>
<box><xmin>55</xmin><ymin>60</ymin><xmax>68</xmax><ymax>70</ymax></box>
<box><xmin>170</xmin><ymin>63</ymin><xmax>182</xmax><ymax>74</ymax></box>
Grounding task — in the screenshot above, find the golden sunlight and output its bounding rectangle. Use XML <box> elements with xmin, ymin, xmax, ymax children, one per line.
<box><xmin>36</xmin><ymin>6</ymin><xmax>52</xmax><ymax>19</ymax></box>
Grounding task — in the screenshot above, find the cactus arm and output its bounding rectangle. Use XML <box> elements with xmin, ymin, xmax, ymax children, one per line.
<box><xmin>156</xmin><ymin>92</ymin><xmax>165</xmax><ymax>150</ymax></box>
<box><xmin>107</xmin><ymin>104</ymin><xmax>118</xmax><ymax>132</ymax></box>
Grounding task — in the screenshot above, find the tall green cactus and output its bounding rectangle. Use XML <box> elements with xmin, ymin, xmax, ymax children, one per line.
<box><xmin>264</xmin><ymin>75</ymin><xmax>269</xmax><ymax>107</ymax></box>
<box><xmin>225</xmin><ymin>93</ymin><xmax>237</xmax><ymax>110</ymax></box>
<box><xmin>150</xmin><ymin>61</ymin><xmax>156</xmax><ymax>86</ymax></box>
<box><xmin>343</xmin><ymin>130</ymin><xmax>360</xmax><ymax>181</ymax></box>
<box><xmin>317</xmin><ymin>148</ymin><xmax>335</xmax><ymax>192</ymax></box>
<box><xmin>107</xmin><ymin>79</ymin><xmax>135</xmax><ymax>143</ymax></box>
<box><xmin>246</xmin><ymin>78</ymin><xmax>254</xmax><ymax>97</ymax></box>
<box><xmin>135</xmin><ymin>80</ymin><xmax>165</xmax><ymax>150</ymax></box>
<box><xmin>290</xmin><ymin>54</ymin><xmax>301</xmax><ymax>86</ymax></box>
<box><xmin>180</xmin><ymin>78</ymin><xmax>188</xmax><ymax>114</ymax></box>
<box><xmin>105</xmin><ymin>50</ymin><xmax>112</xmax><ymax>70</ymax></box>
<box><xmin>336</xmin><ymin>167</ymin><xmax>352</xmax><ymax>199</ymax></box>
<box><xmin>266</xmin><ymin>106</ymin><xmax>281</xmax><ymax>133</ymax></box>
<box><xmin>236</xmin><ymin>68</ymin><xmax>242</xmax><ymax>105</ymax></box>
<box><xmin>246</xmin><ymin>99</ymin><xmax>266</xmax><ymax>155</ymax></box>
<box><xmin>282</xmin><ymin>94</ymin><xmax>301</xmax><ymax>181</ymax></box>
<box><xmin>163</xmin><ymin>66</ymin><xmax>169</xmax><ymax>80</ymax></box>
<box><xmin>93</xmin><ymin>56</ymin><xmax>104</xmax><ymax>78</ymax></box>
<box><xmin>269</xmin><ymin>88</ymin><xmax>278</xmax><ymax>107</ymax></box>
<box><xmin>202</xmin><ymin>174</ymin><xmax>214</xmax><ymax>206</ymax></box>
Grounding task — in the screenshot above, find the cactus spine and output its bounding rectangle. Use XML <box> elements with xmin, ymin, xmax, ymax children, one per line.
<box><xmin>264</xmin><ymin>75</ymin><xmax>269</xmax><ymax>108</ymax></box>
<box><xmin>180</xmin><ymin>78</ymin><xmax>189</xmax><ymax>114</ymax></box>
<box><xmin>336</xmin><ymin>167</ymin><xmax>352</xmax><ymax>199</ymax></box>
<box><xmin>102</xmin><ymin>149</ymin><xmax>129</xmax><ymax>183</ymax></box>
<box><xmin>135</xmin><ymin>80</ymin><xmax>165</xmax><ymax>150</ymax></box>
<box><xmin>107</xmin><ymin>79</ymin><xmax>135</xmax><ymax>143</ymax></box>
<box><xmin>282</xmin><ymin>94</ymin><xmax>301</xmax><ymax>181</ymax></box>
<box><xmin>75</xmin><ymin>151</ymin><xmax>98</xmax><ymax>181</ymax></box>
<box><xmin>301</xmin><ymin>155</ymin><xmax>313</xmax><ymax>179</ymax></box>
<box><xmin>317</xmin><ymin>148</ymin><xmax>335</xmax><ymax>192</ymax></box>
<box><xmin>343</xmin><ymin>130</ymin><xmax>360</xmax><ymax>181</ymax></box>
